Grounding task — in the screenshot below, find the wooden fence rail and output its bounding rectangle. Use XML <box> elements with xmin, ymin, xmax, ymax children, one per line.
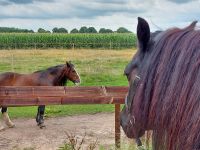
<box><xmin>0</xmin><ymin>86</ymin><xmax>128</xmax><ymax>148</ymax></box>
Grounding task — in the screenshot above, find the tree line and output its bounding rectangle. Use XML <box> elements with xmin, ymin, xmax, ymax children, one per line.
<box><xmin>0</xmin><ymin>26</ymin><xmax>132</xmax><ymax>33</ymax></box>
<box><xmin>0</xmin><ymin>27</ymin><xmax>34</xmax><ymax>33</ymax></box>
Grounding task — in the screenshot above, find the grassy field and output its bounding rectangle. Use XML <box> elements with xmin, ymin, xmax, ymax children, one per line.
<box><xmin>0</xmin><ymin>33</ymin><xmax>136</xmax><ymax>49</ymax></box>
<box><xmin>0</xmin><ymin>49</ymin><xmax>136</xmax><ymax>118</ymax></box>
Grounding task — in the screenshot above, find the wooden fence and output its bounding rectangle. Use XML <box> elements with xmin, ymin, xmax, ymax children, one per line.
<box><xmin>0</xmin><ymin>86</ymin><xmax>128</xmax><ymax>148</ymax></box>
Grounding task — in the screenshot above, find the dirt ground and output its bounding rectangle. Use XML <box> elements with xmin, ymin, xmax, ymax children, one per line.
<box><xmin>0</xmin><ymin>113</ymin><xmax>132</xmax><ymax>150</ymax></box>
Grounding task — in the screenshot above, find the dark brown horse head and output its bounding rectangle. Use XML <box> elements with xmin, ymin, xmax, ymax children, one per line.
<box><xmin>121</xmin><ymin>17</ymin><xmax>167</xmax><ymax>142</ymax></box>
<box><xmin>121</xmin><ymin>17</ymin><xmax>151</xmax><ymax>141</ymax></box>
<box><xmin>65</xmin><ymin>61</ymin><xmax>81</xmax><ymax>85</ymax></box>
<box><xmin>121</xmin><ymin>17</ymin><xmax>200</xmax><ymax>149</ymax></box>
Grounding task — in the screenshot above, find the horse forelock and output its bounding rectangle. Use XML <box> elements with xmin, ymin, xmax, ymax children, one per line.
<box><xmin>132</xmin><ymin>22</ymin><xmax>200</xmax><ymax>149</ymax></box>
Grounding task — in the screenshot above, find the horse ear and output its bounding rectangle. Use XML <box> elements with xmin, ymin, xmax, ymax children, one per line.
<box><xmin>137</xmin><ymin>17</ymin><xmax>150</xmax><ymax>52</ymax></box>
<box><xmin>66</xmin><ymin>61</ymin><xmax>70</xmax><ymax>67</ymax></box>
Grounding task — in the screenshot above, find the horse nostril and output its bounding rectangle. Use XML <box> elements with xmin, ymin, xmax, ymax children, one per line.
<box><xmin>135</xmin><ymin>138</ymin><xmax>142</xmax><ymax>147</ymax></box>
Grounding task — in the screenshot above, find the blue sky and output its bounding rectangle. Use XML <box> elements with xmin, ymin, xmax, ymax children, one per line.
<box><xmin>0</xmin><ymin>0</ymin><xmax>199</xmax><ymax>32</ymax></box>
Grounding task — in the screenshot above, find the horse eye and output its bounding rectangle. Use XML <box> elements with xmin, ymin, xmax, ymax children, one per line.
<box><xmin>124</xmin><ymin>68</ymin><xmax>130</xmax><ymax>77</ymax></box>
<box><xmin>124</xmin><ymin>72</ymin><xmax>129</xmax><ymax>76</ymax></box>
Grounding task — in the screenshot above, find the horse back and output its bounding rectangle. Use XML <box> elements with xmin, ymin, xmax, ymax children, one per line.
<box><xmin>0</xmin><ymin>72</ymin><xmax>23</xmax><ymax>86</ymax></box>
<box><xmin>0</xmin><ymin>72</ymin><xmax>40</xmax><ymax>86</ymax></box>
<box><xmin>0</xmin><ymin>71</ymin><xmax>54</xmax><ymax>86</ymax></box>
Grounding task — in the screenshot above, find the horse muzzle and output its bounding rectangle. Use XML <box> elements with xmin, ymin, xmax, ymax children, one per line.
<box><xmin>74</xmin><ymin>80</ymin><xmax>81</xmax><ymax>86</ymax></box>
<box><xmin>120</xmin><ymin>106</ymin><xmax>144</xmax><ymax>146</ymax></box>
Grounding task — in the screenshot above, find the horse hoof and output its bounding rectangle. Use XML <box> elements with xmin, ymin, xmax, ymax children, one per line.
<box><xmin>38</xmin><ymin>123</ymin><xmax>46</xmax><ymax>129</ymax></box>
<box><xmin>8</xmin><ymin>124</ymin><xmax>15</xmax><ymax>128</ymax></box>
<box><xmin>40</xmin><ymin>126</ymin><xmax>46</xmax><ymax>129</ymax></box>
<box><xmin>0</xmin><ymin>126</ymin><xmax>5</xmax><ymax>131</ymax></box>
<box><xmin>6</xmin><ymin>122</ymin><xmax>15</xmax><ymax>128</ymax></box>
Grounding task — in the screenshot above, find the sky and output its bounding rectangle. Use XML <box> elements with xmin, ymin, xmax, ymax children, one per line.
<box><xmin>0</xmin><ymin>0</ymin><xmax>199</xmax><ymax>32</ymax></box>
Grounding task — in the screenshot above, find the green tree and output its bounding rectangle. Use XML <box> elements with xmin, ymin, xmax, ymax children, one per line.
<box><xmin>99</xmin><ymin>28</ymin><xmax>106</xmax><ymax>33</ymax></box>
<box><xmin>52</xmin><ymin>27</ymin><xmax>68</xmax><ymax>33</ymax></box>
<box><xmin>24</xmin><ymin>29</ymin><xmax>34</xmax><ymax>33</ymax></box>
<box><xmin>70</xmin><ymin>28</ymin><xmax>79</xmax><ymax>33</ymax></box>
<box><xmin>116</xmin><ymin>27</ymin><xmax>131</xmax><ymax>33</ymax></box>
<box><xmin>58</xmin><ymin>28</ymin><xmax>68</xmax><ymax>33</ymax></box>
<box><xmin>52</xmin><ymin>27</ymin><xmax>58</xmax><ymax>33</ymax></box>
<box><xmin>99</xmin><ymin>28</ymin><xmax>113</xmax><ymax>33</ymax></box>
<box><xmin>38</xmin><ymin>28</ymin><xmax>49</xmax><ymax>33</ymax></box>
<box><xmin>79</xmin><ymin>26</ymin><xmax>87</xmax><ymax>33</ymax></box>
<box><xmin>87</xmin><ymin>27</ymin><xmax>97</xmax><ymax>33</ymax></box>
<box><xmin>0</xmin><ymin>27</ymin><xmax>34</xmax><ymax>33</ymax></box>
<box><xmin>105</xmin><ymin>29</ymin><xmax>113</xmax><ymax>33</ymax></box>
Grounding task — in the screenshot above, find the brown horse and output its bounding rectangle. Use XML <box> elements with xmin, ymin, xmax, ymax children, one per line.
<box><xmin>120</xmin><ymin>17</ymin><xmax>200</xmax><ymax>150</ymax></box>
<box><xmin>0</xmin><ymin>61</ymin><xmax>80</xmax><ymax>130</ymax></box>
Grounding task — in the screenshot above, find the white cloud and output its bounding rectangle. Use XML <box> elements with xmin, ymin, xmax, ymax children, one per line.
<box><xmin>0</xmin><ymin>0</ymin><xmax>199</xmax><ymax>32</ymax></box>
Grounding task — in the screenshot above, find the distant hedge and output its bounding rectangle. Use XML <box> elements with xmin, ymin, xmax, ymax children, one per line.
<box><xmin>0</xmin><ymin>33</ymin><xmax>136</xmax><ymax>49</ymax></box>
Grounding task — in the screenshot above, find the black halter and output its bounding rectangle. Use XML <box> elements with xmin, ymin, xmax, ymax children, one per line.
<box><xmin>125</xmin><ymin>75</ymin><xmax>141</xmax><ymax>112</ymax></box>
<box><xmin>57</xmin><ymin>65</ymin><xmax>71</xmax><ymax>86</ymax></box>
<box><xmin>125</xmin><ymin>74</ymin><xmax>143</xmax><ymax>147</ymax></box>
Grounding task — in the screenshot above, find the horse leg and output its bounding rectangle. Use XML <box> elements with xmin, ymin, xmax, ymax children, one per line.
<box><xmin>0</xmin><ymin>120</ymin><xmax>5</xmax><ymax>131</ymax></box>
<box><xmin>36</xmin><ymin>106</ymin><xmax>40</xmax><ymax>124</ymax></box>
<box><xmin>0</xmin><ymin>107</ymin><xmax>5</xmax><ymax>131</ymax></box>
<box><xmin>36</xmin><ymin>105</ymin><xmax>46</xmax><ymax>128</ymax></box>
<box><xmin>1</xmin><ymin>107</ymin><xmax>15</xmax><ymax>128</ymax></box>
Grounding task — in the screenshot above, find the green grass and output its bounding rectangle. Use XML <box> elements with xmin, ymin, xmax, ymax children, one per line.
<box><xmin>0</xmin><ymin>49</ymin><xmax>136</xmax><ymax>118</ymax></box>
<box><xmin>8</xmin><ymin>105</ymin><xmax>116</xmax><ymax>118</ymax></box>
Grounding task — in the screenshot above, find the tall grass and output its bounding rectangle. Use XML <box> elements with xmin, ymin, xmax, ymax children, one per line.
<box><xmin>0</xmin><ymin>33</ymin><xmax>136</xmax><ymax>49</ymax></box>
<box><xmin>58</xmin><ymin>131</ymin><xmax>150</xmax><ymax>150</ymax></box>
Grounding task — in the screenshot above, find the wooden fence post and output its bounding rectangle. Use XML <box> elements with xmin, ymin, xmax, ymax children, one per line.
<box><xmin>115</xmin><ymin>104</ymin><xmax>121</xmax><ymax>149</ymax></box>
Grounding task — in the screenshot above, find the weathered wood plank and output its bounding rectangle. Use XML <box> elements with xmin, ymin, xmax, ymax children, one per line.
<box><xmin>0</xmin><ymin>96</ymin><xmax>125</xmax><ymax>106</ymax></box>
<box><xmin>0</xmin><ymin>86</ymin><xmax>128</xmax><ymax>97</ymax></box>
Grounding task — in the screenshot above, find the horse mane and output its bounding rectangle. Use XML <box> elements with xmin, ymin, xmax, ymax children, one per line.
<box><xmin>34</xmin><ymin>64</ymin><xmax>65</xmax><ymax>74</ymax></box>
<box><xmin>133</xmin><ymin>21</ymin><xmax>200</xmax><ymax>149</ymax></box>
<box><xmin>35</xmin><ymin>63</ymin><xmax>74</xmax><ymax>75</ymax></box>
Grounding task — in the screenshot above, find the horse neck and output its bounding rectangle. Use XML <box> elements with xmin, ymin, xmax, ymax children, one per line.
<box><xmin>51</xmin><ymin>66</ymin><xmax>69</xmax><ymax>86</ymax></box>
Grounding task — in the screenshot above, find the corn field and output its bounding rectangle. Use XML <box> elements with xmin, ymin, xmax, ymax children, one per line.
<box><xmin>0</xmin><ymin>33</ymin><xmax>136</xmax><ymax>50</ymax></box>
